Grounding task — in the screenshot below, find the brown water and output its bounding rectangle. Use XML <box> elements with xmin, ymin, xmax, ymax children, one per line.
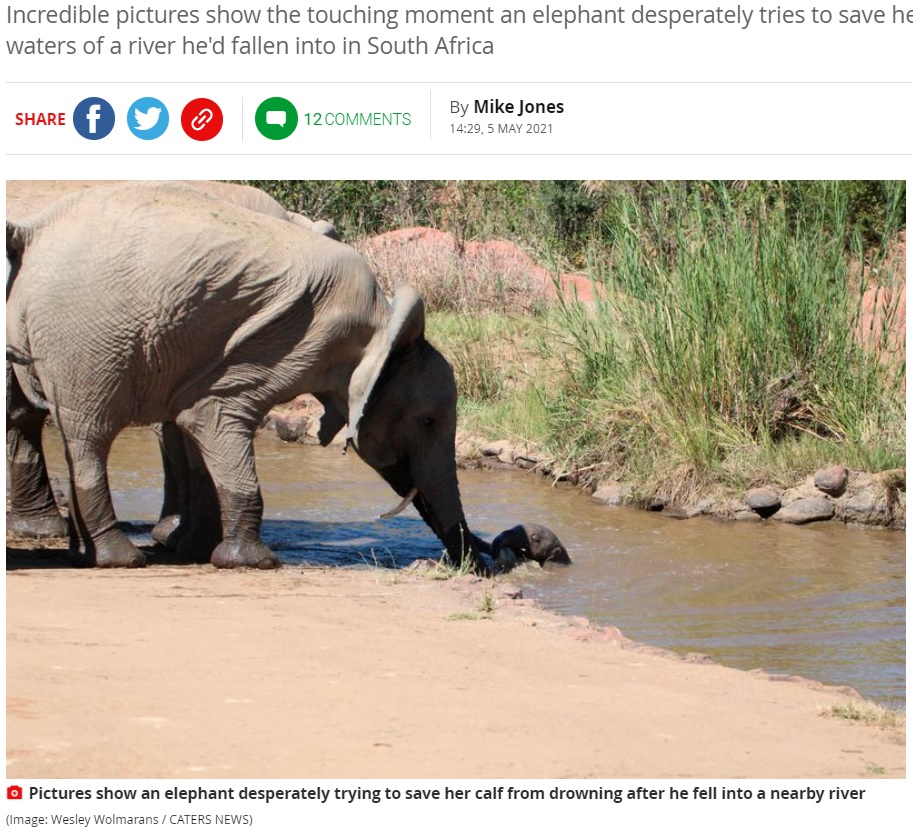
<box><xmin>39</xmin><ymin>426</ymin><xmax>905</xmax><ymax>708</ymax></box>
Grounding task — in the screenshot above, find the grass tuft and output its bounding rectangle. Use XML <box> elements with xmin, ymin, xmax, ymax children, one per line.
<box><xmin>822</xmin><ymin>701</ymin><xmax>905</xmax><ymax>731</ymax></box>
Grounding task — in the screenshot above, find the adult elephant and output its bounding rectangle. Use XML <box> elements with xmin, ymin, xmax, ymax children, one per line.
<box><xmin>6</xmin><ymin>181</ymin><xmax>485</xmax><ymax>570</ymax></box>
<box><xmin>6</xmin><ymin>180</ymin><xmax>338</xmax><ymax>544</ymax></box>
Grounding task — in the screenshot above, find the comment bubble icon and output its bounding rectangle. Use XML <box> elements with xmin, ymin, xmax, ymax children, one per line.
<box><xmin>255</xmin><ymin>97</ymin><xmax>298</xmax><ymax>139</ymax></box>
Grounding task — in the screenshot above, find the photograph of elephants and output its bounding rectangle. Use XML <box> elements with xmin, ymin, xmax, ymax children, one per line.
<box><xmin>6</xmin><ymin>180</ymin><xmax>905</xmax><ymax>781</ymax></box>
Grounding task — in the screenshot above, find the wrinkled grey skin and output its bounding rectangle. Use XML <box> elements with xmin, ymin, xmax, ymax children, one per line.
<box><xmin>186</xmin><ymin>181</ymin><xmax>340</xmax><ymax>240</ymax></box>
<box><xmin>156</xmin><ymin>182</ymin><xmax>335</xmax><ymax>544</ymax></box>
<box><xmin>286</xmin><ymin>214</ymin><xmax>340</xmax><ymax>241</ymax></box>
<box><xmin>6</xmin><ymin>181</ymin><xmax>484</xmax><ymax>570</ymax></box>
<box><xmin>6</xmin><ymin>181</ymin><xmax>338</xmax><ymax>545</ymax></box>
<box><xmin>492</xmin><ymin>524</ymin><xmax>571</xmax><ymax>571</ymax></box>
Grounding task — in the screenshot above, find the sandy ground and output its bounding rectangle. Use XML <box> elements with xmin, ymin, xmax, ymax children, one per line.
<box><xmin>5</xmin><ymin>546</ymin><xmax>905</xmax><ymax>780</ymax></box>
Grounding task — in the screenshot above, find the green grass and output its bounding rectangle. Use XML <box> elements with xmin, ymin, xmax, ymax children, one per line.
<box><xmin>426</xmin><ymin>182</ymin><xmax>904</xmax><ymax>505</ymax></box>
<box><xmin>447</xmin><ymin>587</ymin><xmax>496</xmax><ymax>620</ymax></box>
<box><xmin>822</xmin><ymin>701</ymin><xmax>905</xmax><ymax>731</ymax></box>
<box><xmin>427</xmin><ymin>312</ymin><xmax>553</xmax><ymax>448</ymax></box>
<box><xmin>427</xmin><ymin>313</ymin><xmax>509</xmax><ymax>401</ymax></box>
<box><xmin>538</xmin><ymin>182</ymin><xmax>906</xmax><ymax>494</ymax></box>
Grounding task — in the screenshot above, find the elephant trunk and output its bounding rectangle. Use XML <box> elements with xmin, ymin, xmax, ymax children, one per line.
<box><xmin>379</xmin><ymin>458</ymin><xmax>483</xmax><ymax>573</ymax></box>
<box><xmin>415</xmin><ymin>498</ymin><xmax>481</xmax><ymax>572</ymax></box>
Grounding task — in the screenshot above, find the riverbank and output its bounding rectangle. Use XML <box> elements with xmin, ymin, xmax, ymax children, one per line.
<box><xmin>5</xmin><ymin>545</ymin><xmax>905</xmax><ymax>779</ymax></box>
<box><xmin>269</xmin><ymin>397</ymin><xmax>906</xmax><ymax>531</ymax></box>
<box><xmin>455</xmin><ymin>432</ymin><xmax>907</xmax><ymax>530</ymax></box>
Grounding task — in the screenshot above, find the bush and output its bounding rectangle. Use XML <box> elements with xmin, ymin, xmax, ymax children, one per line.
<box><xmin>237</xmin><ymin>180</ymin><xmax>905</xmax><ymax>265</ymax></box>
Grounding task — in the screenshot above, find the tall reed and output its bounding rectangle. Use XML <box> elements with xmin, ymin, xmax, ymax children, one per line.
<box><xmin>545</xmin><ymin>182</ymin><xmax>905</xmax><ymax>483</ymax></box>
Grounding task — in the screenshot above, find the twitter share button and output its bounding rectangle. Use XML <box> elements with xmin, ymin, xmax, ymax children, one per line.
<box><xmin>128</xmin><ymin>97</ymin><xmax>169</xmax><ymax>139</ymax></box>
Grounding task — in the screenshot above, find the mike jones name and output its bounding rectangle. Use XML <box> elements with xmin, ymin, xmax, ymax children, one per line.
<box><xmin>451</xmin><ymin>99</ymin><xmax>565</xmax><ymax>117</ymax></box>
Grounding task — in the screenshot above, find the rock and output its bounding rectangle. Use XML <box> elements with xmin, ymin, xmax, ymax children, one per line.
<box><xmin>814</xmin><ymin>465</ymin><xmax>849</xmax><ymax>497</ymax></box>
<box><xmin>773</xmin><ymin>496</ymin><xmax>835</xmax><ymax>525</ymax></box>
<box><xmin>779</xmin><ymin>480</ymin><xmax>821</xmax><ymax>505</ymax></box>
<box><xmin>512</xmin><ymin>450</ymin><xmax>541</xmax><ymax>470</ymax></box>
<box><xmin>876</xmin><ymin>468</ymin><xmax>906</xmax><ymax>490</ymax></box>
<box><xmin>745</xmin><ymin>487</ymin><xmax>781</xmax><ymax>518</ymax></box>
<box><xmin>272</xmin><ymin>412</ymin><xmax>312</xmax><ymax>443</ymax></box>
<box><xmin>479</xmin><ymin>440</ymin><xmax>540</xmax><ymax>468</ymax></box>
<box><xmin>889</xmin><ymin>487</ymin><xmax>905</xmax><ymax>529</ymax></box>
<box><xmin>455</xmin><ymin>431</ymin><xmax>484</xmax><ymax>464</ymax></box>
<box><xmin>480</xmin><ymin>439</ymin><xmax>513</xmax><ymax>462</ymax></box>
<box><xmin>667</xmin><ymin>505</ymin><xmax>701</xmax><ymax>519</ymax></box>
<box><xmin>592</xmin><ymin>481</ymin><xmax>631</xmax><ymax>506</ymax></box>
<box><xmin>835</xmin><ymin>473</ymin><xmax>894</xmax><ymax>526</ymax></box>
<box><xmin>838</xmin><ymin>495</ymin><xmax>892</xmax><ymax>526</ymax></box>
<box><xmin>733</xmin><ymin>509</ymin><xmax>763</xmax><ymax>522</ymax></box>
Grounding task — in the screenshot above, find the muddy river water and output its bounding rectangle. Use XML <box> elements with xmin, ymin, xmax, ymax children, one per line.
<box><xmin>38</xmin><ymin>427</ymin><xmax>905</xmax><ymax>709</ymax></box>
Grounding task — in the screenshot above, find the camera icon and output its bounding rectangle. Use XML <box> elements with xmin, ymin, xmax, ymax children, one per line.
<box><xmin>8</xmin><ymin>785</ymin><xmax>23</xmax><ymax>799</ymax></box>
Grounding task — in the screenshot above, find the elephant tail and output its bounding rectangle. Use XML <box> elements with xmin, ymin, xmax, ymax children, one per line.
<box><xmin>6</xmin><ymin>345</ymin><xmax>32</xmax><ymax>365</ymax></box>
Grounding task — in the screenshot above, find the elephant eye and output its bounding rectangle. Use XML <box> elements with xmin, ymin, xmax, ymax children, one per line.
<box><xmin>420</xmin><ymin>416</ymin><xmax>435</xmax><ymax>430</ymax></box>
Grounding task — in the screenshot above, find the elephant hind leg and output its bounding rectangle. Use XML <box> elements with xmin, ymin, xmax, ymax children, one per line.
<box><xmin>151</xmin><ymin>422</ymin><xmax>221</xmax><ymax>560</ymax></box>
<box><xmin>154</xmin><ymin>425</ymin><xmax>222</xmax><ymax>561</ymax></box>
<box><xmin>60</xmin><ymin>432</ymin><xmax>144</xmax><ymax>568</ymax></box>
<box><xmin>176</xmin><ymin>400</ymin><xmax>278</xmax><ymax>569</ymax></box>
<box><xmin>151</xmin><ymin>422</ymin><xmax>186</xmax><ymax>548</ymax></box>
<box><xmin>6</xmin><ymin>366</ymin><xmax>67</xmax><ymax>538</ymax></box>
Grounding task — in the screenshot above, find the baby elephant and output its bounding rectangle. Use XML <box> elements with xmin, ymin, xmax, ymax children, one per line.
<box><xmin>492</xmin><ymin>524</ymin><xmax>571</xmax><ymax>571</ymax></box>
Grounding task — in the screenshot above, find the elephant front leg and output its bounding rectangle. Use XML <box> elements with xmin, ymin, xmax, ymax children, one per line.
<box><xmin>62</xmin><ymin>436</ymin><xmax>144</xmax><ymax>568</ymax></box>
<box><xmin>177</xmin><ymin>402</ymin><xmax>279</xmax><ymax>569</ymax></box>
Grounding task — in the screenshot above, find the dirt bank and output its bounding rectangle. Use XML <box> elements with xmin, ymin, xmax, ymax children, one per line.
<box><xmin>6</xmin><ymin>542</ymin><xmax>905</xmax><ymax>779</ymax></box>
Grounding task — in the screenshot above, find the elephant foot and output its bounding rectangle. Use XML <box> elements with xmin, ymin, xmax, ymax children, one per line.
<box><xmin>77</xmin><ymin>530</ymin><xmax>145</xmax><ymax>568</ymax></box>
<box><xmin>152</xmin><ymin>514</ymin><xmax>183</xmax><ymax>550</ymax></box>
<box><xmin>6</xmin><ymin>510</ymin><xmax>68</xmax><ymax>539</ymax></box>
<box><xmin>211</xmin><ymin>539</ymin><xmax>279</xmax><ymax>570</ymax></box>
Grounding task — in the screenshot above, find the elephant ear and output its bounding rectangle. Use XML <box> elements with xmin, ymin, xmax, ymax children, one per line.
<box><xmin>346</xmin><ymin>285</ymin><xmax>425</xmax><ymax>450</ymax></box>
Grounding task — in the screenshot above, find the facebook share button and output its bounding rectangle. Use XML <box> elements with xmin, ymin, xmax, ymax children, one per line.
<box><xmin>73</xmin><ymin>97</ymin><xmax>115</xmax><ymax>139</ymax></box>
<box><xmin>127</xmin><ymin>97</ymin><xmax>169</xmax><ymax>139</ymax></box>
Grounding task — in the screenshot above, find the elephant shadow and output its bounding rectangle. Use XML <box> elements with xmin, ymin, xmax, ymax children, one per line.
<box><xmin>5</xmin><ymin>516</ymin><xmax>463</xmax><ymax>571</ymax></box>
<box><xmin>259</xmin><ymin>516</ymin><xmax>451</xmax><ymax>567</ymax></box>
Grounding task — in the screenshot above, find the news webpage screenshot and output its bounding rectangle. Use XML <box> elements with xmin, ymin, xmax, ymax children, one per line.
<box><xmin>2</xmin><ymin>1</ymin><xmax>909</xmax><ymax>828</ymax></box>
